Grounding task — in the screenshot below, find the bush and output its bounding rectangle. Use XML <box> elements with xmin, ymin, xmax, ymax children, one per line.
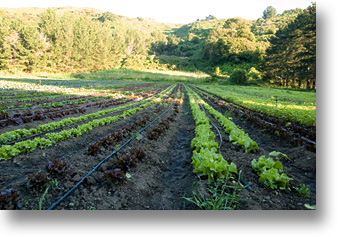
<box><xmin>230</xmin><ymin>68</ymin><xmax>248</xmax><ymax>85</ymax></box>
<box><xmin>248</xmin><ymin>67</ymin><xmax>262</xmax><ymax>81</ymax></box>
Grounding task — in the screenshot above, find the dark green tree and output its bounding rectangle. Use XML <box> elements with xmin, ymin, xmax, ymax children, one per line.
<box><xmin>262</xmin><ymin>3</ymin><xmax>316</xmax><ymax>88</ymax></box>
<box><xmin>230</xmin><ymin>68</ymin><xmax>248</xmax><ymax>84</ymax></box>
<box><xmin>203</xmin><ymin>18</ymin><xmax>261</xmax><ymax>64</ymax></box>
<box><xmin>262</xmin><ymin>6</ymin><xmax>277</xmax><ymax>19</ymax></box>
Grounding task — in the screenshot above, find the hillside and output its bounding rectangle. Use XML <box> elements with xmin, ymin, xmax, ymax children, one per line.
<box><xmin>0</xmin><ymin>4</ymin><xmax>315</xmax><ymax>88</ymax></box>
<box><xmin>0</xmin><ymin>6</ymin><xmax>180</xmax><ymax>73</ymax></box>
<box><xmin>0</xmin><ymin>6</ymin><xmax>103</xmax><ymax>18</ymax></box>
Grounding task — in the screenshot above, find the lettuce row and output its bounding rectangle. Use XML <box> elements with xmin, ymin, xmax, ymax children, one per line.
<box><xmin>191</xmin><ymin>124</ymin><xmax>218</xmax><ymax>152</ymax></box>
<box><xmin>0</xmin><ymin>86</ymin><xmax>173</xmax><ymax>145</ymax></box>
<box><xmin>186</xmin><ymin>86</ymin><xmax>237</xmax><ymax>182</ymax></box>
<box><xmin>251</xmin><ymin>153</ymin><xmax>293</xmax><ymax>190</ymax></box>
<box><xmin>192</xmin><ymin>89</ymin><xmax>259</xmax><ymax>153</ymax></box>
<box><xmin>0</xmin><ymin>85</ymin><xmax>175</xmax><ymax>160</ymax></box>
<box><xmin>192</xmin><ymin>148</ymin><xmax>237</xmax><ymax>182</ymax></box>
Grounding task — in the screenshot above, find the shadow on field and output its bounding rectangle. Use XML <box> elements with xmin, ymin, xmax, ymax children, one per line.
<box><xmin>70</xmin><ymin>68</ymin><xmax>210</xmax><ymax>84</ymax></box>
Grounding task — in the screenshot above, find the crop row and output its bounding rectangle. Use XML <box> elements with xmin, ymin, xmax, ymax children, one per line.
<box><xmin>0</xmin><ymin>94</ymin><xmax>69</xmax><ymax>104</ymax></box>
<box><xmin>0</xmin><ymin>94</ymin><xmax>141</xmax><ymax>129</ymax></box>
<box><xmin>0</xmin><ymin>83</ymin><xmax>157</xmax><ymax>106</ymax></box>
<box><xmin>186</xmin><ymin>86</ymin><xmax>238</xmax><ymax>182</ymax></box>
<box><xmin>0</xmin><ymin>79</ymin><xmax>155</xmax><ymax>98</ymax></box>
<box><xmin>195</xmin><ymin>86</ymin><xmax>316</xmax><ymax>137</ymax></box>
<box><xmin>189</xmin><ymin>87</ymin><xmax>259</xmax><ymax>153</ymax></box>
<box><xmin>0</xmin><ymin>93</ymin><xmax>175</xmax><ymax>209</ymax></box>
<box><xmin>86</xmin><ymin>85</ymin><xmax>182</xmax><ymax>156</ymax></box>
<box><xmin>86</xmin><ymin>114</ymin><xmax>151</xmax><ymax>156</ymax></box>
<box><xmin>0</xmin><ymin>85</ymin><xmax>175</xmax><ymax>160</ymax></box>
<box><xmin>187</xmin><ymin>86</ymin><xmax>296</xmax><ymax>191</ymax></box>
<box><xmin>1</xmin><ymin>84</ymin><xmax>165</xmax><ymax>113</ymax></box>
<box><xmin>45</xmin><ymin>85</ymin><xmax>182</xmax><ymax>209</ymax></box>
<box><xmin>196</xmin><ymin>85</ymin><xmax>316</xmax><ymax>128</ymax></box>
<box><xmin>0</xmin><ymin>87</ymin><xmax>164</xmax><ymax>144</ymax></box>
<box><xmin>147</xmin><ymin>86</ymin><xmax>183</xmax><ymax>140</ymax></box>
<box><xmin>251</xmin><ymin>152</ymin><xmax>293</xmax><ymax>190</ymax></box>
<box><xmin>0</xmin><ymin>95</ymin><xmax>100</xmax><ymax>111</ymax></box>
<box><xmin>0</xmin><ymin>80</ymin><xmax>94</xmax><ymax>97</ymax></box>
<box><xmin>192</xmin><ymin>86</ymin><xmax>316</xmax><ymax>151</ymax></box>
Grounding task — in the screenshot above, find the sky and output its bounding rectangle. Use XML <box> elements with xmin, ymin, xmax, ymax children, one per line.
<box><xmin>0</xmin><ymin>0</ymin><xmax>315</xmax><ymax>23</ymax></box>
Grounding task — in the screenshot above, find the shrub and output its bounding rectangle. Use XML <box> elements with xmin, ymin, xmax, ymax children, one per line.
<box><xmin>230</xmin><ymin>68</ymin><xmax>248</xmax><ymax>85</ymax></box>
<box><xmin>248</xmin><ymin>67</ymin><xmax>262</xmax><ymax>81</ymax></box>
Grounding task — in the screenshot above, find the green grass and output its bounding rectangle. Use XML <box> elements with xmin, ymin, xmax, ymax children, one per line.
<box><xmin>69</xmin><ymin>68</ymin><xmax>210</xmax><ymax>83</ymax></box>
<box><xmin>196</xmin><ymin>84</ymin><xmax>316</xmax><ymax>127</ymax></box>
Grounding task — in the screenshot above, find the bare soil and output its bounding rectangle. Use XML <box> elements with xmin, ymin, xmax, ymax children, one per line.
<box><xmin>0</xmin><ymin>85</ymin><xmax>316</xmax><ymax>210</ymax></box>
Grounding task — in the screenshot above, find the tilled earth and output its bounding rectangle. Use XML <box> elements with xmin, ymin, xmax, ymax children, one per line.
<box><xmin>0</xmin><ymin>86</ymin><xmax>316</xmax><ymax>210</ymax></box>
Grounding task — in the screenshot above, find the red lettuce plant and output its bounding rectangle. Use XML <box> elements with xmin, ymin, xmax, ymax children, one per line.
<box><xmin>27</xmin><ymin>173</ymin><xmax>51</xmax><ymax>190</ymax></box>
<box><xmin>102</xmin><ymin>168</ymin><xmax>126</xmax><ymax>184</ymax></box>
<box><xmin>0</xmin><ymin>188</ymin><xmax>21</xmax><ymax>210</ymax></box>
<box><xmin>45</xmin><ymin>158</ymin><xmax>70</xmax><ymax>176</ymax></box>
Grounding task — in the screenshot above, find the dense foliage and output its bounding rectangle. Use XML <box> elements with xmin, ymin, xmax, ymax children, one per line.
<box><xmin>0</xmin><ymin>3</ymin><xmax>315</xmax><ymax>89</ymax></box>
<box><xmin>0</xmin><ymin>7</ymin><xmax>175</xmax><ymax>73</ymax></box>
<box><xmin>262</xmin><ymin>4</ymin><xmax>316</xmax><ymax>89</ymax></box>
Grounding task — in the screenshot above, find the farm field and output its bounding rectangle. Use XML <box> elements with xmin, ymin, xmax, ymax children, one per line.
<box><xmin>0</xmin><ymin>78</ymin><xmax>316</xmax><ymax>210</ymax></box>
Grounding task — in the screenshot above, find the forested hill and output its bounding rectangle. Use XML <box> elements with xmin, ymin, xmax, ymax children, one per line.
<box><xmin>0</xmin><ymin>4</ymin><xmax>316</xmax><ymax>89</ymax></box>
<box><xmin>0</xmin><ymin>6</ymin><xmax>179</xmax><ymax>72</ymax></box>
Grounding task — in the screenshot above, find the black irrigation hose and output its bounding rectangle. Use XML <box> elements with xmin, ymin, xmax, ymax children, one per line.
<box><xmin>210</xmin><ymin>121</ymin><xmax>223</xmax><ymax>153</ymax></box>
<box><xmin>44</xmin><ymin>90</ymin><xmax>174</xmax><ymax>162</ymax></box>
<box><xmin>198</xmin><ymin>103</ymin><xmax>223</xmax><ymax>153</ymax></box>
<box><xmin>47</xmin><ymin>106</ymin><xmax>172</xmax><ymax>210</ymax></box>
<box><xmin>5</xmin><ymin>92</ymin><xmax>163</xmax><ymax>145</ymax></box>
<box><xmin>6</xmin><ymin>103</ymin><xmax>141</xmax><ymax>145</ymax></box>
<box><xmin>238</xmin><ymin>176</ymin><xmax>254</xmax><ymax>192</ymax></box>
<box><xmin>193</xmin><ymin>86</ymin><xmax>316</xmax><ymax>145</ymax></box>
<box><xmin>193</xmin><ymin>90</ymin><xmax>254</xmax><ymax>192</ymax></box>
<box><xmin>2</xmin><ymin>87</ymin><xmax>162</xmax><ymax>112</ymax></box>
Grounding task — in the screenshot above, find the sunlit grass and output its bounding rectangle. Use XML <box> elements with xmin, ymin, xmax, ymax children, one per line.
<box><xmin>0</xmin><ymin>78</ymin><xmax>137</xmax><ymax>96</ymax></box>
<box><xmin>197</xmin><ymin>84</ymin><xmax>316</xmax><ymax>127</ymax></box>
<box><xmin>69</xmin><ymin>68</ymin><xmax>210</xmax><ymax>83</ymax></box>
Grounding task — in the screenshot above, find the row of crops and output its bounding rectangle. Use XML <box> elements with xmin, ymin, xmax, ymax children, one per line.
<box><xmin>197</xmin><ymin>84</ymin><xmax>316</xmax><ymax>127</ymax></box>
<box><xmin>186</xmin><ymin>86</ymin><xmax>294</xmax><ymax>197</ymax></box>
<box><xmin>0</xmin><ymin>79</ymin><xmax>315</xmax><ymax>210</ymax></box>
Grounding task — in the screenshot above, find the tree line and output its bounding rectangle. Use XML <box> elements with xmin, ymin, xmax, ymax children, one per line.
<box><xmin>0</xmin><ymin>4</ymin><xmax>315</xmax><ymax>89</ymax></box>
<box><xmin>0</xmin><ymin>8</ymin><xmax>166</xmax><ymax>73</ymax></box>
<box><xmin>262</xmin><ymin>4</ymin><xmax>316</xmax><ymax>89</ymax></box>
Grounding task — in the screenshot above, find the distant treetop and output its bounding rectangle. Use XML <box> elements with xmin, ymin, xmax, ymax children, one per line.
<box><xmin>206</xmin><ymin>15</ymin><xmax>217</xmax><ymax>20</ymax></box>
<box><xmin>262</xmin><ymin>6</ymin><xmax>277</xmax><ymax>19</ymax></box>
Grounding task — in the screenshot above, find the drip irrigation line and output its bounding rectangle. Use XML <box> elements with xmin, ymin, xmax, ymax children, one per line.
<box><xmin>6</xmin><ymin>103</ymin><xmax>141</xmax><ymax>145</ymax></box>
<box><xmin>193</xmin><ymin>86</ymin><xmax>316</xmax><ymax>147</ymax></box>
<box><xmin>237</xmin><ymin>173</ymin><xmax>254</xmax><ymax>192</ymax></box>
<box><xmin>47</xmin><ymin>106</ymin><xmax>172</xmax><ymax>210</ymax></box>
<box><xmin>192</xmin><ymin>88</ymin><xmax>254</xmax><ymax>192</ymax></box>
<box><xmin>210</xmin><ymin>121</ymin><xmax>222</xmax><ymax>154</ymax></box>
<box><xmin>4</xmin><ymin>91</ymin><xmax>162</xmax><ymax>145</ymax></box>
<box><xmin>3</xmin><ymin>95</ymin><xmax>131</xmax><ymax>112</ymax></box>
<box><xmin>198</xmin><ymin>103</ymin><xmax>223</xmax><ymax>153</ymax></box>
<box><xmin>2</xmin><ymin>87</ymin><xmax>162</xmax><ymax>112</ymax></box>
<box><xmin>43</xmin><ymin>92</ymin><xmax>174</xmax><ymax>162</ymax></box>
<box><xmin>301</xmin><ymin>136</ymin><xmax>316</xmax><ymax>146</ymax></box>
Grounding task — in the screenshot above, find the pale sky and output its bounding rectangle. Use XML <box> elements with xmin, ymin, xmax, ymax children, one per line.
<box><xmin>0</xmin><ymin>0</ymin><xmax>315</xmax><ymax>23</ymax></box>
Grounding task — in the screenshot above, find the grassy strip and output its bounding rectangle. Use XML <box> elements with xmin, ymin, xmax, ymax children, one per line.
<box><xmin>196</xmin><ymin>84</ymin><xmax>316</xmax><ymax>127</ymax></box>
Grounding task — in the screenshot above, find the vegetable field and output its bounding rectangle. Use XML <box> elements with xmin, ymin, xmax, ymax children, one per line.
<box><xmin>0</xmin><ymin>79</ymin><xmax>316</xmax><ymax>210</ymax></box>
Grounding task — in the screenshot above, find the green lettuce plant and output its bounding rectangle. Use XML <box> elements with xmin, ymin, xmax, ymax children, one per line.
<box><xmin>251</xmin><ymin>152</ymin><xmax>292</xmax><ymax>190</ymax></box>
